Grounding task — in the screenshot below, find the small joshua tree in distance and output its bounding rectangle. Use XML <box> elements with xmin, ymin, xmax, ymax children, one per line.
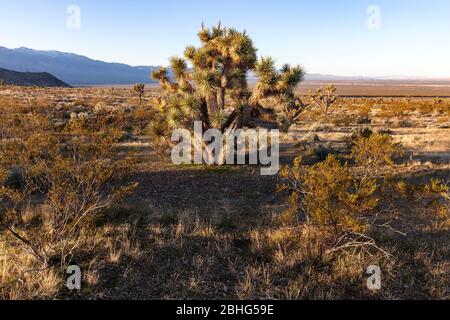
<box><xmin>308</xmin><ymin>84</ymin><xmax>338</xmax><ymax>117</ymax></box>
<box><xmin>133</xmin><ymin>83</ymin><xmax>145</xmax><ymax>105</ymax></box>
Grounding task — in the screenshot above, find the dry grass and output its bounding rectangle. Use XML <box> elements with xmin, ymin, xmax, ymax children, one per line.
<box><xmin>0</xmin><ymin>242</ymin><xmax>61</xmax><ymax>299</ymax></box>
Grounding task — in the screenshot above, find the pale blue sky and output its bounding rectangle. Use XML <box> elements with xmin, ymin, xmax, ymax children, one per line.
<box><xmin>1</xmin><ymin>0</ymin><xmax>449</xmax><ymax>77</ymax></box>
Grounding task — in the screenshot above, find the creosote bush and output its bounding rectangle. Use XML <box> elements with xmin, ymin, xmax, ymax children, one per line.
<box><xmin>279</xmin><ymin>155</ymin><xmax>378</xmax><ymax>234</ymax></box>
<box><xmin>0</xmin><ymin>113</ymin><xmax>137</xmax><ymax>268</ymax></box>
<box><xmin>350</xmin><ymin>132</ymin><xmax>402</xmax><ymax>169</ymax></box>
<box><xmin>420</xmin><ymin>179</ymin><xmax>450</xmax><ymax>220</ymax></box>
<box><xmin>278</xmin><ymin>133</ymin><xmax>404</xmax><ymax>256</ymax></box>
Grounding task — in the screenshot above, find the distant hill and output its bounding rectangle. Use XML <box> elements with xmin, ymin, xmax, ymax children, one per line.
<box><xmin>0</xmin><ymin>68</ymin><xmax>70</xmax><ymax>87</ymax></box>
<box><xmin>0</xmin><ymin>46</ymin><xmax>158</xmax><ymax>86</ymax></box>
<box><xmin>1</xmin><ymin>46</ymin><xmax>442</xmax><ymax>87</ymax></box>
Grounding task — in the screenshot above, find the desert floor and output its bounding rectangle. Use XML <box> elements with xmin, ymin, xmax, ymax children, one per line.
<box><xmin>0</xmin><ymin>85</ymin><xmax>448</xmax><ymax>300</ymax></box>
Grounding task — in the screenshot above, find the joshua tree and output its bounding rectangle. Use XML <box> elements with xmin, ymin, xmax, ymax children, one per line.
<box><xmin>308</xmin><ymin>84</ymin><xmax>338</xmax><ymax>116</ymax></box>
<box><xmin>133</xmin><ymin>83</ymin><xmax>145</xmax><ymax>105</ymax></box>
<box><xmin>150</xmin><ymin>23</ymin><xmax>305</xmax><ymax>137</ymax></box>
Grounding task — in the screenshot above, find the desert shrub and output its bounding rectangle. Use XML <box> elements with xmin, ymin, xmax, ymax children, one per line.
<box><xmin>0</xmin><ymin>113</ymin><xmax>137</xmax><ymax>268</ymax></box>
<box><xmin>374</xmin><ymin>98</ymin><xmax>450</xmax><ymax>119</ymax></box>
<box><xmin>72</xmin><ymin>98</ymin><xmax>90</xmax><ymax>107</ymax></box>
<box><xmin>300</xmin><ymin>108</ymin><xmax>323</xmax><ymax>122</ymax></box>
<box><xmin>357</xmin><ymin>103</ymin><xmax>371</xmax><ymax>119</ymax></box>
<box><xmin>133</xmin><ymin>105</ymin><xmax>156</xmax><ymax>134</ymax></box>
<box><xmin>350</xmin><ymin>133</ymin><xmax>401</xmax><ymax>169</ymax></box>
<box><xmin>278</xmin><ymin>132</ymin><xmax>404</xmax><ymax>256</ymax></box>
<box><xmin>313</xmin><ymin>145</ymin><xmax>334</xmax><ymax>161</ymax></box>
<box><xmin>331</xmin><ymin>114</ymin><xmax>353</xmax><ymax>127</ymax></box>
<box><xmin>416</xmin><ymin>98</ymin><xmax>450</xmax><ymax>115</ymax></box>
<box><xmin>304</xmin><ymin>132</ymin><xmax>320</xmax><ymax>143</ymax></box>
<box><xmin>0</xmin><ymin>96</ymin><xmax>22</xmax><ymax>115</ymax></box>
<box><xmin>279</xmin><ymin>155</ymin><xmax>379</xmax><ymax>235</ymax></box>
<box><xmin>377</xmin><ymin>128</ymin><xmax>393</xmax><ymax>136</ymax></box>
<box><xmin>420</xmin><ymin>179</ymin><xmax>449</xmax><ymax>220</ymax></box>
<box><xmin>377</xmin><ymin>100</ymin><xmax>412</xmax><ymax>118</ymax></box>
<box><xmin>349</xmin><ymin>127</ymin><xmax>374</xmax><ymax>142</ymax></box>
<box><xmin>65</xmin><ymin>103</ymin><xmax>141</xmax><ymax>140</ymax></box>
<box><xmin>433</xmin><ymin>97</ymin><xmax>444</xmax><ymax>105</ymax></box>
<box><xmin>356</xmin><ymin>116</ymin><xmax>371</xmax><ymax>125</ymax></box>
<box><xmin>32</xmin><ymin>96</ymin><xmax>55</xmax><ymax>109</ymax></box>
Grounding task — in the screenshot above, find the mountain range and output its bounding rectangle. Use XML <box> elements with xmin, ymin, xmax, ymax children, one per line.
<box><xmin>0</xmin><ymin>46</ymin><xmax>158</xmax><ymax>86</ymax></box>
<box><xmin>0</xmin><ymin>46</ymin><xmax>442</xmax><ymax>87</ymax></box>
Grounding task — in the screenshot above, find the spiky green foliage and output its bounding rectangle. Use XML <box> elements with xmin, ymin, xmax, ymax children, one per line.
<box><xmin>150</xmin><ymin>23</ymin><xmax>305</xmax><ymax>138</ymax></box>
<box><xmin>252</xmin><ymin>58</ymin><xmax>306</xmax><ymax>128</ymax></box>
<box><xmin>252</xmin><ymin>58</ymin><xmax>305</xmax><ymax>102</ymax></box>
<box><xmin>209</xmin><ymin>110</ymin><xmax>229</xmax><ymax>129</ymax></box>
<box><xmin>152</xmin><ymin>67</ymin><xmax>178</xmax><ymax>93</ymax></box>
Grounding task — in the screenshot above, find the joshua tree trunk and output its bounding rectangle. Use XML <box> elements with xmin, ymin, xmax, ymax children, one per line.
<box><xmin>217</xmin><ymin>71</ymin><xmax>229</xmax><ymax>111</ymax></box>
<box><xmin>221</xmin><ymin>105</ymin><xmax>255</xmax><ymax>131</ymax></box>
<box><xmin>217</xmin><ymin>86</ymin><xmax>226</xmax><ymax>112</ymax></box>
<box><xmin>206</xmin><ymin>95</ymin><xmax>219</xmax><ymax>122</ymax></box>
<box><xmin>199</xmin><ymin>98</ymin><xmax>210</xmax><ymax>131</ymax></box>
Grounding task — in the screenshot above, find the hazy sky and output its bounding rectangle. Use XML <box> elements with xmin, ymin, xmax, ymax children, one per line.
<box><xmin>1</xmin><ymin>0</ymin><xmax>450</xmax><ymax>77</ymax></box>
